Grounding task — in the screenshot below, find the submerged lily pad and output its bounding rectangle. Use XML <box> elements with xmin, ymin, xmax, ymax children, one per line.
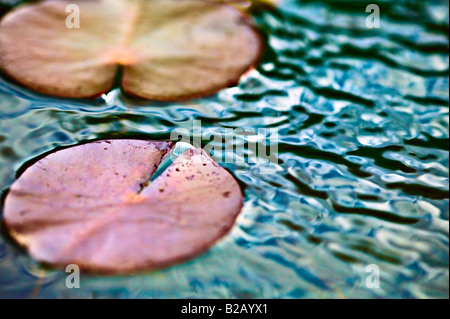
<box><xmin>3</xmin><ymin>140</ymin><xmax>243</xmax><ymax>273</ymax></box>
<box><xmin>0</xmin><ymin>0</ymin><xmax>261</xmax><ymax>100</ymax></box>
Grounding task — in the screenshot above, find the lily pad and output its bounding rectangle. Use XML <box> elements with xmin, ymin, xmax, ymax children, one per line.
<box><xmin>0</xmin><ymin>0</ymin><xmax>261</xmax><ymax>100</ymax></box>
<box><xmin>3</xmin><ymin>140</ymin><xmax>243</xmax><ymax>273</ymax></box>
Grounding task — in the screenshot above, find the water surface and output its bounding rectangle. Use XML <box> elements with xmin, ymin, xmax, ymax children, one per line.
<box><xmin>0</xmin><ymin>0</ymin><xmax>448</xmax><ymax>298</ymax></box>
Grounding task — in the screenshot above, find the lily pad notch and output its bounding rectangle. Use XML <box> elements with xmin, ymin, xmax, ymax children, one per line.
<box><xmin>3</xmin><ymin>139</ymin><xmax>243</xmax><ymax>273</ymax></box>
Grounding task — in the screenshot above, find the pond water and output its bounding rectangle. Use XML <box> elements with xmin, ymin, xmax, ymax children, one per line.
<box><xmin>0</xmin><ymin>0</ymin><xmax>448</xmax><ymax>298</ymax></box>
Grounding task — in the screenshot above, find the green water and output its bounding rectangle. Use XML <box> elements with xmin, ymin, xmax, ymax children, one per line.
<box><xmin>0</xmin><ymin>0</ymin><xmax>448</xmax><ymax>298</ymax></box>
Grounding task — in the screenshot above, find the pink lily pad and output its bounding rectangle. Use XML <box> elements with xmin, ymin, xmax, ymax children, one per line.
<box><xmin>0</xmin><ymin>0</ymin><xmax>262</xmax><ymax>100</ymax></box>
<box><xmin>3</xmin><ymin>140</ymin><xmax>243</xmax><ymax>273</ymax></box>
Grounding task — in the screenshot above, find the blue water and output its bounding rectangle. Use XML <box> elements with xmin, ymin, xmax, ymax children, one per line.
<box><xmin>0</xmin><ymin>0</ymin><xmax>448</xmax><ymax>298</ymax></box>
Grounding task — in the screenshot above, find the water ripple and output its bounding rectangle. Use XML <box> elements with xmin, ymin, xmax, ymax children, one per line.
<box><xmin>0</xmin><ymin>0</ymin><xmax>448</xmax><ymax>298</ymax></box>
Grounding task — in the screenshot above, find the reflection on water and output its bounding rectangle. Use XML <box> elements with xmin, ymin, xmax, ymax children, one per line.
<box><xmin>0</xmin><ymin>0</ymin><xmax>448</xmax><ymax>298</ymax></box>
